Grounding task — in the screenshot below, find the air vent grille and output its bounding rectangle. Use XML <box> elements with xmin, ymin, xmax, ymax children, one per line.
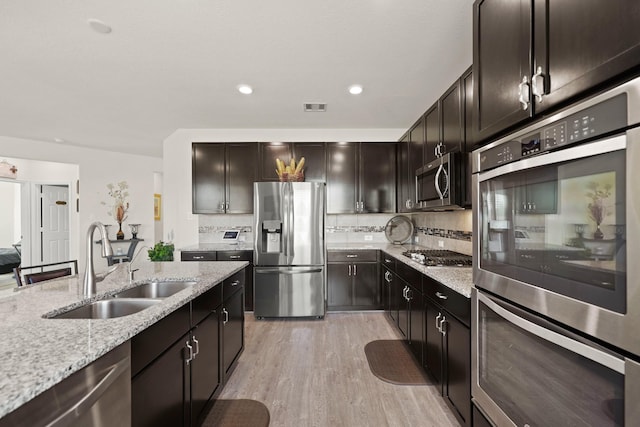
<box><xmin>303</xmin><ymin>103</ymin><xmax>327</xmax><ymax>112</ymax></box>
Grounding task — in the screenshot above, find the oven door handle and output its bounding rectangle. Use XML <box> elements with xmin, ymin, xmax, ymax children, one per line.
<box><xmin>478</xmin><ymin>292</ymin><xmax>625</xmax><ymax>374</ymax></box>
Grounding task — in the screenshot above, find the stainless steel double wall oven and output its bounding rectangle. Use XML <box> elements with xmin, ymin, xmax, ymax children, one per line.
<box><xmin>472</xmin><ymin>76</ymin><xmax>640</xmax><ymax>426</ymax></box>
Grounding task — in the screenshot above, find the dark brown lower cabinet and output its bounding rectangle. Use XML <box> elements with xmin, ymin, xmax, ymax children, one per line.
<box><xmin>222</xmin><ymin>286</ymin><xmax>244</xmax><ymax>378</ymax></box>
<box><xmin>424</xmin><ymin>297</ymin><xmax>471</xmax><ymax>427</ymax></box>
<box><xmin>132</xmin><ymin>332</ymin><xmax>189</xmax><ymax>427</ymax></box>
<box><xmin>131</xmin><ymin>269</ymin><xmax>246</xmax><ymax>427</ymax></box>
<box><xmin>328</xmin><ymin>260</ymin><xmax>380</xmax><ymax>310</ymax></box>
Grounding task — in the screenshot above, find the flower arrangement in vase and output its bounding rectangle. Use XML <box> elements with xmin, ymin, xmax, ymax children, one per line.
<box><xmin>102</xmin><ymin>181</ymin><xmax>129</xmax><ymax>240</ymax></box>
<box><xmin>586</xmin><ymin>181</ymin><xmax>612</xmax><ymax>240</ymax></box>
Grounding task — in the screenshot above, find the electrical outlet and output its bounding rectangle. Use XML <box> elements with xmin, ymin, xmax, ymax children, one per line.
<box><xmin>364</xmin><ymin>235</ymin><xmax>373</xmax><ymax>241</ymax></box>
<box><xmin>438</xmin><ymin>240</ymin><xmax>445</xmax><ymax>248</ymax></box>
<box><xmin>239</xmin><ymin>235</ymin><xmax>246</xmax><ymax>242</ymax></box>
<box><xmin>415</xmin><ymin>236</ymin><xmax>419</xmax><ymax>243</ymax></box>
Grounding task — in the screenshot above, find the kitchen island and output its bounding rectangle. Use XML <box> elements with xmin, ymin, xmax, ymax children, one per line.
<box><xmin>0</xmin><ymin>260</ymin><xmax>248</xmax><ymax>419</ymax></box>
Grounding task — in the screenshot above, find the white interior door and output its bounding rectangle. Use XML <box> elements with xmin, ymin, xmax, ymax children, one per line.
<box><xmin>39</xmin><ymin>185</ymin><xmax>70</xmax><ymax>264</ymax></box>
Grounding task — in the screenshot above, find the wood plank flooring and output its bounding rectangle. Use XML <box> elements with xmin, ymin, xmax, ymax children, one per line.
<box><xmin>219</xmin><ymin>312</ymin><xmax>460</xmax><ymax>427</ymax></box>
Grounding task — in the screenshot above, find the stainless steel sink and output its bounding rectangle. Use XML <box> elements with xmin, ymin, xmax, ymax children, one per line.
<box><xmin>113</xmin><ymin>281</ymin><xmax>197</xmax><ymax>299</ymax></box>
<box><xmin>49</xmin><ymin>298</ymin><xmax>160</xmax><ymax>319</ymax></box>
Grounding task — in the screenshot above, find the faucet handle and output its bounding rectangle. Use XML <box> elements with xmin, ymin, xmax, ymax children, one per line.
<box><xmin>128</xmin><ymin>268</ymin><xmax>139</xmax><ymax>282</ymax></box>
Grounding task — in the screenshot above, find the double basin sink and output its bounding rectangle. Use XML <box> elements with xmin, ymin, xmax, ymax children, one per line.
<box><xmin>49</xmin><ymin>280</ymin><xmax>197</xmax><ymax>320</ymax></box>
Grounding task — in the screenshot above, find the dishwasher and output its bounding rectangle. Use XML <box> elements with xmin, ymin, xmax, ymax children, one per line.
<box><xmin>0</xmin><ymin>342</ymin><xmax>131</xmax><ymax>427</ymax></box>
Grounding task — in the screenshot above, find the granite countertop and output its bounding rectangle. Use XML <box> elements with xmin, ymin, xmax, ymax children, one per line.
<box><xmin>0</xmin><ymin>260</ymin><xmax>248</xmax><ymax>419</ymax></box>
<box><xmin>327</xmin><ymin>242</ymin><xmax>473</xmax><ymax>298</ymax></box>
<box><xmin>180</xmin><ymin>243</ymin><xmax>254</xmax><ymax>252</ymax></box>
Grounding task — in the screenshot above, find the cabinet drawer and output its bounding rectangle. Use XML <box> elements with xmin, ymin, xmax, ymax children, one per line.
<box><xmin>396</xmin><ymin>261</ymin><xmax>422</xmax><ymax>292</ymax></box>
<box><xmin>217</xmin><ymin>250</ymin><xmax>253</xmax><ymax>262</ymax></box>
<box><xmin>181</xmin><ymin>251</ymin><xmax>217</xmax><ymax>261</ymax></box>
<box><xmin>192</xmin><ymin>284</ymin><xmax>223</xmax><ymax>326</ymax></box>
<box><xmin>327</xmin><ymin>250</ymin><xmax>379</xmax><ymax>262</ymax></box>
<box><xmin>380</xmin><ymin>253</ymin><xmax>396</xmax><ymax>271</ymax></box>
<box><xmin>131</xmin><ymin>303</ymin><xmax>190</xmax><ymax>377</ymax></box>
<box><xmin>223</xmin><ymin>269</ymin><xmax>245</xmax><ymax>300</ymax></box>
<box><xmin>423</xmin><ymin>276</ymin><xmax>470</xmax><ymax>327</ymax></box>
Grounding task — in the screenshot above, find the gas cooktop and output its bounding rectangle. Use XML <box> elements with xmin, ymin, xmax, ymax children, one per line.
<box><xmin>402</xmin><ymin>249</ymin><xmax>472</xmax><ymax>267</ymax></box>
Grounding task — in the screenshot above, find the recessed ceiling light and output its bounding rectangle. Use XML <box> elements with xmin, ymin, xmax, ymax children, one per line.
<box><xmin>237</xmin><ymin>84</ymin><xmax>253</xmax><ymax>95</ymax></box>
<box><xmin>348</xmin><ymin>85</ymin><xmax>363</xmax><ymax>95</ymax></box>
<box><xmin>88</xmin><ymin>19</ymin><xmax>112</xmax><ymax>34</ymax></box>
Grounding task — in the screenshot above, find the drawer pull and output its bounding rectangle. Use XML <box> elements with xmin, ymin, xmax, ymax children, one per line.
<box><xmin>346</xmin><ymin>254</ymin><xmax>358</xmax><ymax>258</ymax></box>
<box><xmin>193</xmin><ymin>255</ymin><xmax>204</xmax><ymax>260</ymax></box>
<box><xmin>229</xmin><ymin>255</ymin><xmax>241</xmax><ymax>259</ymax></box>
<box><xmin>384</xmin><ymin>258</ymin><xmax>392</xmax><ymax>263</ymax></box>
<box><xmin>435</xmin><ymin>292</ymin><xmax>448</xmax><ymax>300</ymax></box>
<box><xmin>230</xmin><ymin>280</ymin><xmax>240</xmax><ymax>287</ymax></box>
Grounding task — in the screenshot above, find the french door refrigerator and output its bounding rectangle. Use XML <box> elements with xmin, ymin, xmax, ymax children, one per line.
<box><xmin>253</xmin><ymin>182</ymin><xmax>325</xmax><ymax>318</ymax></box>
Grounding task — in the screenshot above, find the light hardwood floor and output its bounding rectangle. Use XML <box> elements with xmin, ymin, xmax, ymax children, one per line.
<box><xmin>219</xmin><ymin>312</ymin><xmax>460</xmax><ymax>427</ymax></box>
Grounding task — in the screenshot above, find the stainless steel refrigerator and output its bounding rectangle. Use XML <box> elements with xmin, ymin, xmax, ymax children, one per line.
<box><xmin>253</xmin><ymin>182</ymin><xmax>325</xmax><ymax>318</ymax></box>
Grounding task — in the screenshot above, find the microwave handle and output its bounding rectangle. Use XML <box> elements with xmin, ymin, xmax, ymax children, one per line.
<box><xmin>434</xmin><ymin>164</ymin><xmax>444</xmax><ymax>199</ymax></box>
<box><xmin>441</xmin><ymin>164</ymin><xmax>450</xmax><ymax>197</ymax></box>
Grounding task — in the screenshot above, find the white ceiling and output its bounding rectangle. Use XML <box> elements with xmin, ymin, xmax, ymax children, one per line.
<box><xmin>0</xmin><ymin>1</ymin><xmax>472</xmax><ymax>157</ymax></box>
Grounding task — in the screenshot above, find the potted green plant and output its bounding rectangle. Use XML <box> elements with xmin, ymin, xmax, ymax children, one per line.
<box><xmin>147</xmin><ymin>241</ymin><xmax>175</xmax><ymax>261</ymax></box>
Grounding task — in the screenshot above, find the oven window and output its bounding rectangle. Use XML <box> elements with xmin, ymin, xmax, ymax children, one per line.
<box><xmin>479</xmin><ymin>149</ymin><xmax>626</xmax><ymax>312</ymax></box>
<box><xmin>478</xmin><ymin>299</ymin><xmax>624</xmax><ymax>426</ymax></box>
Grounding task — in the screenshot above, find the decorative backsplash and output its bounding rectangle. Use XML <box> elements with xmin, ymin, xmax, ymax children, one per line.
<box><xmin>198</xmin><ymin>225</ymin><xmax>252</xmax><ymax>233</ymax></box>
<box><xmin>415</xmin><ymin>227</ymin><xmax>472</xmax><ymax>242</ymax></box>
<box><xmin>325</xmin><ymin>225</ymin><xmax>386</xmax><ymax>233</ymax></box>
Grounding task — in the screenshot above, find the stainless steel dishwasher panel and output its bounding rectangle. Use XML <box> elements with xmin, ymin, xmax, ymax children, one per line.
<box><xmin>0</xmin><ymin>341</ymin><xmax>131</xmax><ymax>427</ymax></box>
<box><xmin>254</xmin><ymin>266</ymin><xmax>325</xmax><ymax>318</ymax></box>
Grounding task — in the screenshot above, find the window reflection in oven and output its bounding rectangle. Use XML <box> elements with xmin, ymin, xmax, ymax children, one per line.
<box><xmin>477</xmin><ymin>295</ymin><xmax>624</xmax><ymax>426</ymax></box>
<box><xmin>478</xmin><ymin>148</ymin><xmax>626</xmax><ymax>312</ymax></box>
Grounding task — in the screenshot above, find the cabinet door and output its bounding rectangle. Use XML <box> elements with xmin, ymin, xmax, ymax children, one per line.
<box><xmin>408</xmin><ymin>285</ymin><xmax>424</xmax><ymax>364</ymax></box>
<box><xmin>132</xmin><ymin>333</ymin><xmax>189</xmax><ymax>427</ymax></box>
<box><xmin>352</xmin><ymin>262</ymin><xmax>380</xmax><ymax>308</ymax></box>
<box><xmin>533</xmin><ymin>0</ymin><xmax>640</xmax><ymax>113</ymax></box>
<box><xmin>424</xmin><ymin>300</ymin><xmax>443</xmax><ymax>385</ymax></box>
<box><xmin>326</xmin><ymin>143</ymin><xmax>358</xmax><ymax>213</ymax></box>
<box><xmin>397</xmin><ymin>135</ymin><xmax>411</xmax><ymax>212</ymax></box>
<box><xmin>462</xmin><ymin>67</ymin><xmax>475</xmax><ymax>152</ymax></box>
<box><xmin>226</xmin><ymin>144</ymin><xmax>257</xmax><ymax>213</ymax></box>
<box><xmin>389</xmin><ymin>271</ymin><xmax>400</xmax><ymax>324</ymax></box>
<box><xmin>327</xmin><ymin>263</ymin><xmax>353</xmax><ymax>309</ymax></box>
<box><xmin>222</xmin><ymin>289</ymin><xmax>245</xmax><ymax>379</ymax></box>
<box><xmin>409</xmin><ymin>118</ymin><xmax>426</xmax><ymax>203</ymax></box>
<box><xmin>441</xmin><ymin>80</ymin><xmax>463</xmax><ymax>156</ymax></box>
<box><xmin>396</xmin><ymin>278</ymin><xmax>409</xmax><ymax>339</ymax></box>
<box><xmin>292</xmin><ymin>143</ymin><xmax>326</xmax><ymax>182</ymax></box>
<box><xmin>359</xmin><ymin>143</ymin><xmax>396</xmax><ymax>213</ymax></box>
<box><xmin>473</xmin><ymin>0</ymin><xmax>532</xmax><ymax>144</ymax></box>
<box><xmin>191</xmin><ymin>314</ymin><xmax>220</xmax><ymax>424</ymax></box>
<box><xmin>192</xmin><ymin>143</ymin><xmax>225</xmax><ymax>213</ymax></box>
<box><xmin>443</xmin><ymin>314</ymin><xmax>471</xmax><ymax>427</ymax></box>
<box><xmin>380</xmin><ymin>266</ymin><xmax>391</xmax><ymax>313</ymax></box>
<box><xmin>259</xmin><ymin>142</ymin><xmax>292</xmax><ymax>181</ymax></box>
<box><xmin>424</xmin><ymin>103</ymin><xmax>440</xmax><ymax>164</ymax></box>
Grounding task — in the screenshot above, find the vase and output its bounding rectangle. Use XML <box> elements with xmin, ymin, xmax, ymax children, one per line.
<box><xmin>593</xmin><ymin>224</ymin><xmax>604</xmax><ymax>240</ymax></box>
<box><xmin>116</xmin><ymin>222</ymin><xmax>125</xmax><ymax>240</ymax></box>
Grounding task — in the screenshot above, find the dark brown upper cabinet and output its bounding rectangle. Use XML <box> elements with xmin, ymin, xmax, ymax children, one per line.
<box><xmin>192</xmin><ymin>143</ymin><xmax>258</xmax><ymax>214</ymax></box>
<box><xmin>258</xmin><ymin>142</ymin><xmax>326</xmax><ymax>182</ymax></box>
<box><xmin>408</xmin><ymin>118</ymin><xmax>425</xmax><ymax>205</ymax></box>
<box><xmin>473</xmin><ymin>0</ymin><xmax>640</xmax><ymax>145</ymax></box>
<box><xmin>326</xmin><ymin>142</ymin><xmax>396</xmax><ymax>214</ymax></box>
<box><xmin>425</xmin><ymin>79</ymin><xmax>463</xmax><ymax>165</ymax></box>
<box><xmin>462</xmin><ymin>67</ymin><xmax>475</xmax><ymax>152</ymax></box>
<box><xmin>397</xmin><ymin>132</ymin><xmax>411</xmax><ymax>213</ymax></box>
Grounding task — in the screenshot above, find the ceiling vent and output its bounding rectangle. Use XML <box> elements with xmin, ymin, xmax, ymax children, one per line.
<box><xmin>303</xmin><ymin>103</ymin><xmax>327</xmax><ymax>112</ymax></box>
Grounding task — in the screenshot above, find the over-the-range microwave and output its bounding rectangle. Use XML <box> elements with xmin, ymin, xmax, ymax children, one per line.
<box><xmin>415</xmin><ymin>151</ymin><xmax>470</xmax><ymax>210</ymax></box>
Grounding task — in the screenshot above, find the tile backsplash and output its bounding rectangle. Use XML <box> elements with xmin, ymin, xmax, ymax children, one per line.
<box><xmin>197</xmin><ymin>210</ymin><xmax>473</xmax><ymax>255</ymax></box>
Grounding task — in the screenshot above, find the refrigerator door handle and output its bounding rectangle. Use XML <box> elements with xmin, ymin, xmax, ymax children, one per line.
<box><xmin>281</xmin><ymin>183</ymin><xmax>289</xmax><ymax>257</ymax></box>
<box><xmin>288</xmin><ymin>182</ymin><xmax>295</xmax><ymax>261</ymax></box>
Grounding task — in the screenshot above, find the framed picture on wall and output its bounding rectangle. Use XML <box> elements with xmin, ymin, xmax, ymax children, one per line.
<box><xmin>154</xmin><ymin>193</ymin><xmax>161</xmax><ymax>221</ymax></box>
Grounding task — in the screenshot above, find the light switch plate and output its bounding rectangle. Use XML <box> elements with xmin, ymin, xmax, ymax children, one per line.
<box><xmin>438</xmin><ymin>240</ymin><xmax>444</xmax><ymax>248</ymax></box>
<box><xmin>364</xmin><ymin>235</ymin><xmax>373</xmax><ymax>241</ymax></box>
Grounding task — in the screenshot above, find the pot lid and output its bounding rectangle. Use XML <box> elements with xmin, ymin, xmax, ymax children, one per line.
<box><xmin>384</xmin><ymin>215</ymin><xmax>414</xmax><ymax>245</ymax></box>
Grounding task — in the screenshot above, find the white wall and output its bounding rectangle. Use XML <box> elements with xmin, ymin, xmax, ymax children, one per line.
<box><xmin>0</xmin><ymin>136</ymin><xmax>162</xmax><ymax>272</ymax></box>
<box><xmin>0</xmin><ymin>181</ymin><xmax>19</xmax><ymax>247</ymax></box>
<box><xmin>162</xmin><ymin>128</ymin><xmax>404</xmax><ymax>249</ymax></box>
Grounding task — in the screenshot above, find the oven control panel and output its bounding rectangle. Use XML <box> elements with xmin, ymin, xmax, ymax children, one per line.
<box><xmin>479</xmin><ymin>94</ymin><xmax>627</xmax><ymax>171</ymax></box>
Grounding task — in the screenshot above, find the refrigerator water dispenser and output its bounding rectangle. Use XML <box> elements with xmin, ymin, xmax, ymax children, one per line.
<box><xmin>262</xmin><ymin>220</ymin><xmax>282</xmax><ymax>253</ymax></box>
